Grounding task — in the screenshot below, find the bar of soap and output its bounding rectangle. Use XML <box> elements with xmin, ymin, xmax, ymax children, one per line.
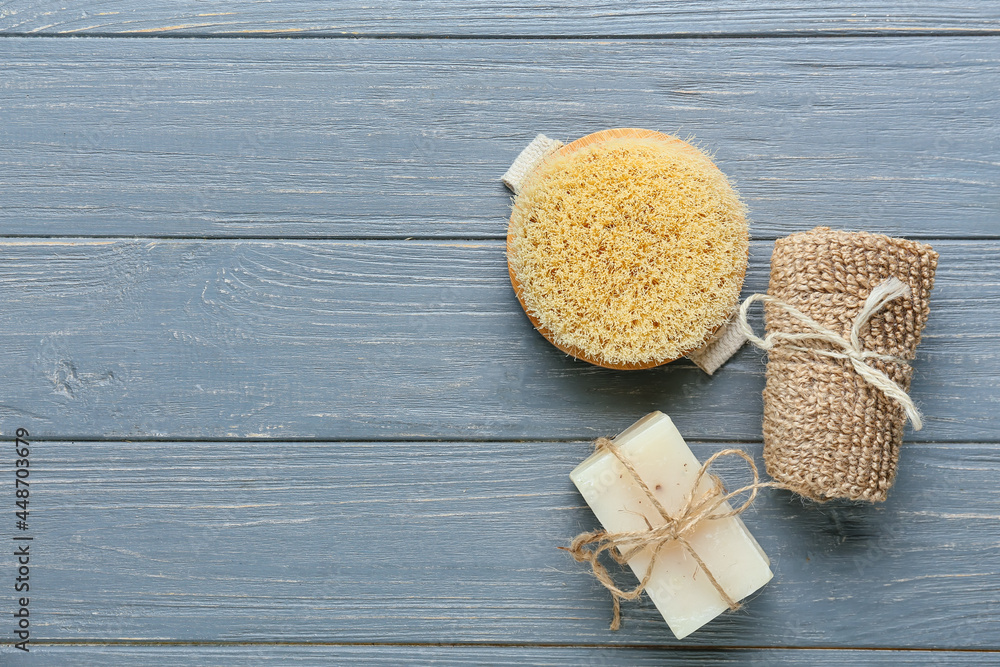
<box><xmin>570</xmin><ymin>411</ymin><xmax>772</xmax><ymax>638</ymax></box>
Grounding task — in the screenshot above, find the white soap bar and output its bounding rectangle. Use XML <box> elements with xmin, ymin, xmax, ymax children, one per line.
<box><xmin>570</xmin><ymin>411</ymin><xmax>772</xmax><ymax>639</ymax></box>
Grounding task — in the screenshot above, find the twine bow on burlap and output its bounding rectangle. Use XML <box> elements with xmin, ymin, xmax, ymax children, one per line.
<box><xmin>565</xmin><ymin>437</ymin><xmax>782</xmax><ymax>630</ymax></box>
<box><xmin>735</xmin><ymin>277</ymin><xmax>923</xmax><ymax>430</ymax></box>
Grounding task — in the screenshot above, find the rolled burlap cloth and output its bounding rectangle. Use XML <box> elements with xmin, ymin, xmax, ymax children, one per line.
<box><xmin>762</xmin><ymin>227</ymin><xmax>938</xmax><ymax>502</ymax></box>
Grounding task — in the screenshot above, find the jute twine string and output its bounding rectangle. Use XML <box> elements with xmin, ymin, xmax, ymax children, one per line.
<box><xmin>566</xmin><ymin>437</ymin><xmax>785</xmax><ymax>630</ymax></box>
<box><xmin>735</xmin><ymin>277</ymin><xmax>922</xmax><ymax>431</ymax></box>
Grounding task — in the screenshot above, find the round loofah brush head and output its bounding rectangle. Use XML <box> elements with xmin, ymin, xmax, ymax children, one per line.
<box><xmin>507</xmin><ymin>128</ymin><xmax>750</xmax><ymax>369</ymax></box>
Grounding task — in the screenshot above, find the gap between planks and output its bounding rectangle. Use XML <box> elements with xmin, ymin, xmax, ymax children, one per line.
<box><xmin>20</xmin><ymin>640</ymin><xmax>1000</xmax><ymax>652</ymax></box>
<box><xmin>2</xmin><ymin>31</ymin><xmax>1000</xmax><ymax>39</ymax></box>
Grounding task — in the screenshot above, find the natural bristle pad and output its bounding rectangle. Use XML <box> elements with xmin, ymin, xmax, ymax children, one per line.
<box><xmin>507</xmin><ymin>129</ymin><xmax>749</xmax><ymax>369</ymax></box>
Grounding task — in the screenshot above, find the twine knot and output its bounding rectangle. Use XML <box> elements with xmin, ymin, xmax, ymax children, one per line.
<box><xmin>736</xmin><ymin>277</ymin><xmax>922</xmax><ymax>430</ymax></box>
<box><xmin>565</xmin><ymin>438</ymin><xmax>777</xmax><ymax>630</ymax></box>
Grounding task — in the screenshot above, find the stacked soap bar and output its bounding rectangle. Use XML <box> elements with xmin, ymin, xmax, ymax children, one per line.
<box><xmin>570</xmin><ymin>411</ymin><xmax>772</xmax><ymax>638</ymax></box>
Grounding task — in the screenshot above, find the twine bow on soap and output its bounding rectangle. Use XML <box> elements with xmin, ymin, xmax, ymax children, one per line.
<box><xmin>735</xmin><ymin>277</ymin><xmax>923</xmax><ymax>430</ymax></box>
<box><xmin>565</xmin><ymin>438</ymin><xmax>780</xmax><ymax>630</ymax></box>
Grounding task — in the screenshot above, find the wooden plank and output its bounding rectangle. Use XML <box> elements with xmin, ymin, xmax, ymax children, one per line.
<box><xmin>0</xmin><ymin>239</ymin><xmax>992</xmax><ymax>442</ymax></box>
<box><xmin>2</xmin><ymin>645</ymin><xmax>994</xmax><ymax>665</ymax></box>
<box><xmin>2</xmin><ymin>1</ymin><xmax>999</xmax><ymax>36</ymax></box>
<box><xmin>1</xmin><ymin>37</ymin><xmax>997</xmax><ymax>239</ymax></box>
<box><xmin>4</xmin><ymin>439</ymin><xmax>998</xmax><ymax>648</ymax></box>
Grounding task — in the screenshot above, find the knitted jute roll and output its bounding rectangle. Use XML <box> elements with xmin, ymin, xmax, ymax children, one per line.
<box><xmin>762</xmin><ymin>227</ymin><xmax>938</xmax><ymax>502</ymax></box>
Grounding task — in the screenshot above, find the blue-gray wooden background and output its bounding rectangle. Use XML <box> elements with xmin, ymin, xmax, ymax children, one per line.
<box><xmin>1</xmin><ymin>2</ymin><xmax>998</xmax><ymax>664</ymax></box>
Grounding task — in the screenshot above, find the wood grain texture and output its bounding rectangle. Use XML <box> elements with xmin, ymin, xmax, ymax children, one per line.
<box><xmin>0</xmin><ymin>239</ymin><xmax>993</xmax><ymax>442</ymax></box>
<box><xmin>1</xmin><ymin>11</ymin><xmax>997</xmax><ymax>663</ymax></box>
<box><xmin>2</xmin><ymin>645</ymin><xmax>996</xmax><ymax>665</ymax></box>
<box><xmin>1</xmin><ymin>38</ymin><xmax>998</xmax><ymax>239</ymax></box>
<box><xmin>2</xmin><ymin>439</ymin><xmax>998</xmax><ymax>648</ymax></box>
<box><xmin>1</xmin><ymin>1</ymin><xmax>999</xmax><ymax>36</ymax></box>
